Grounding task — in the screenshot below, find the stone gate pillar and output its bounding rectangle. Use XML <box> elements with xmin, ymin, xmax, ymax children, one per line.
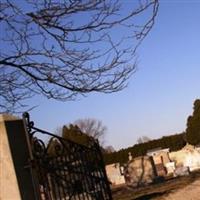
<box><xmin>0</xmin><ymin>114</ymin><xmax>39</xmax><ymax>200</ymax></box>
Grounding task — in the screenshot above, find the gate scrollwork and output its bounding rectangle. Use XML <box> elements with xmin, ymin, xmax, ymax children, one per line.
<box><xmin>23</xmin><ymin>112</ymin><xmax>112</xmax><ymax>200</ymax></box>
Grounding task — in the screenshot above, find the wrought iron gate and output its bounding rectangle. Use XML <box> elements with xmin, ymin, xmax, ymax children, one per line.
<box><xmin>23</xmin><ymin>113</ymin><xmax>112</xmax><ymax>200</ymax></box>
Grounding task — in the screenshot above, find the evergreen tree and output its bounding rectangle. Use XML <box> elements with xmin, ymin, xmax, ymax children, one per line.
<box><xmin>62</xmin><ymin>124</ymin><xmax>94</xmax><ymax>147</ymax></box>
<box><xmin>186</xmin><ymin>99</ymin><xmax>200</xmax><ymax>145</ymax></box>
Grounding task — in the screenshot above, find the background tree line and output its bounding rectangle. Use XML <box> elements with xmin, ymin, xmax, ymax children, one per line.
<box><xmin>104</xmin><ymin>133</ymin><xmax>186</xmax><ymax>165</ymax></box>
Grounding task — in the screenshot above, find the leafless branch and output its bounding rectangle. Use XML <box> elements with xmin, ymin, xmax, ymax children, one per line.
<box><xmin>74</xmin><ymin>118</ymin><xmax>107</xmax><ymax>145</ymax></box>
<box><xmin>0</xmin><ymin>0</ymin><xmax>159</xmax><ymax>113</ymax></box>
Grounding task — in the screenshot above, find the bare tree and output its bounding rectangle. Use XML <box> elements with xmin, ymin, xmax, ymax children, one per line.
<box><xmin>0</xmin><ymin>0</ymin><xmax>159</xmax><ymax>113</ymax></box>
<box><xmin>103</xmin><ymin>145</ymin><xmax>115</xmax><ymax>153</ymax></box>
<box><xmin>74</xmin><ymin>118</ymin><xmax>107</xmax><ymax>144</ymax></box>
<box><xmin>54</xmin><ymin>126</ymin><xmax>63</xmax><ymax>137</ymax></box>
<box><xmin>137</xmin><ymin>136</ymin><xmax>151</xmax><ymax>144</ymax></box>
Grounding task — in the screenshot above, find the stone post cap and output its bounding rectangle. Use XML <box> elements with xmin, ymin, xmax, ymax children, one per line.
<box><xmin>0</xmin><ymin>114</ymin><xmax>20</xmax><ymax>122</ymax></box>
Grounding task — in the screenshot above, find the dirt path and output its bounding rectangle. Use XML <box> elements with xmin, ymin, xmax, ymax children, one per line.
<box><xmin>112</xmin><ymin>172</ymin><xmax>200</xmax><ymax>200</ymax></box>
<box><xmin>153</xmin><ymin>179</ymin><xmax>200</xmax><ymax>200</ymax></box>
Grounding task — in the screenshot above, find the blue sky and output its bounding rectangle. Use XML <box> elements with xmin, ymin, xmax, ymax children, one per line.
<box><xmin>26</xmin><ymin>0</ymin><xmax>200</xmax><ymax>150</ymax></box>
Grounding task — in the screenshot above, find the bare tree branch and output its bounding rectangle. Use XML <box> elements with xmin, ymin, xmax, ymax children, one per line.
<box><xmin>0</xmin><ymin>0</ymin><xmax>159</xmax><ymax>113</ymax></box>
<box><xmin>74</xmin><ymin>118</ymin><xmax>107</xmax><ymax>145</ymax></box>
